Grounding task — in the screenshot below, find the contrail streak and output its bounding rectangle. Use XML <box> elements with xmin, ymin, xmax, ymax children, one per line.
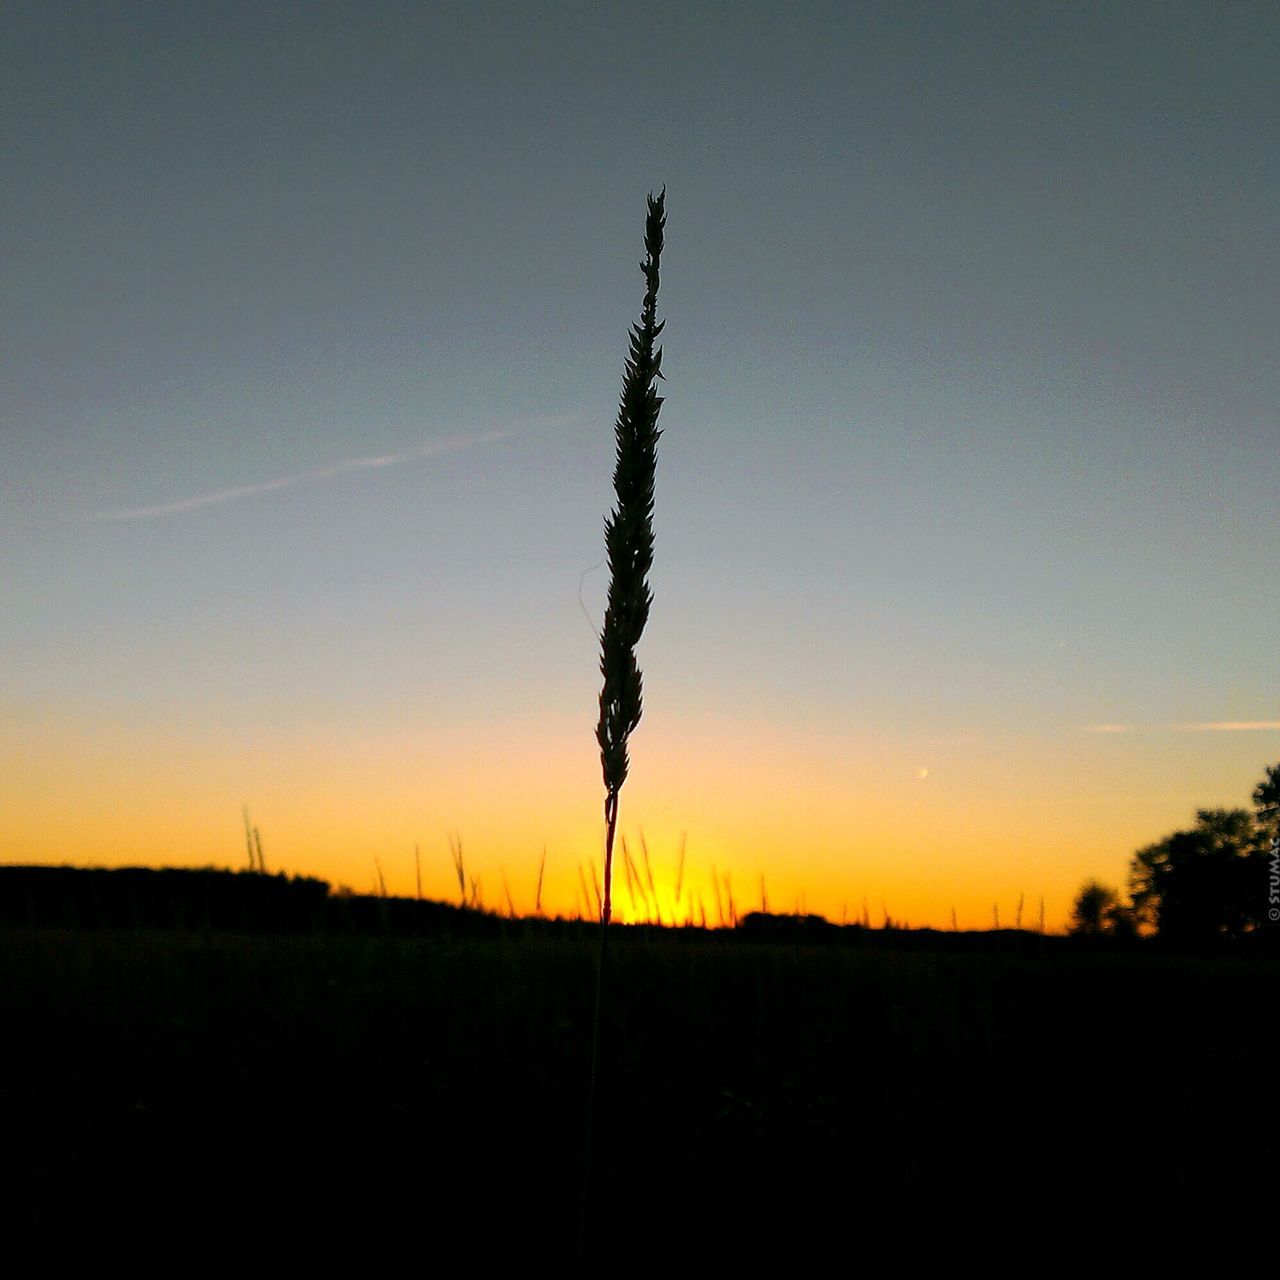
<box><xmin>1082</xmin><ymin>721</ymin><xmax>1280</xmax><ymax>734</ymax></box>
<box><xmin>85</xmin><ymin>424</ymin><xmax>540</xmax><ymax>522</ymax></box>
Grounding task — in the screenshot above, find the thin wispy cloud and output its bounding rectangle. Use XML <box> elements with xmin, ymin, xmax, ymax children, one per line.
<box><xmin>925</xmin><ymin>732</ymin><xmax>985</xmax><ymax>748</ymax></box>
<box><xmin>86</xmin><ymin>420</ymin><xmax>574</xmax><ymax>522</ymax></box>
<box><xmin>1082</xmin><ymin>721</ymin><xmax>1280</xmax><ymax>734</ymax></box>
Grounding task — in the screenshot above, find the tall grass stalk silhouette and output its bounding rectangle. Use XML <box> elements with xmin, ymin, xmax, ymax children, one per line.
<box><xmin>581</xmin><ymin>186</ymin><xmax>666</xmax><ymax>1258</ymax></box>
<box><xmin>622</xmin><ymin>839</ymin><xmax>640</xmax><ymax>915</ymax></box>
<box><xmin>622</xmin><ymin>836</ymin><xmax>649</xmax><ymax>920</ymax></box>
<box><xmin>640</xmin><ymin>831</ymin><xmax>661</xmax><ymax>925</ymax></box>
<box><xmin>674</xmin><ymin>833</ymin><xmax>686</xmax><ymax>915</ymax></box>
<box><xmin>241</xmin><ymin>805</ymin><xmax>267</xmax><ymax>873</ymax></box>
<box><xmin>448</xmin><ymin>832</ymin><xmax>465</xmax><ymax>907</ymax></box>
<box><xmin>595</xmin><ymin>186</ymin><xmax>666</xmax><ymax>927</ymax></box>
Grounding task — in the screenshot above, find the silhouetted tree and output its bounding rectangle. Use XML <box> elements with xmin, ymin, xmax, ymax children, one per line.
<box><xmin>1253</xmin><ymin>763</ymin><xmax>1280</xmax><ymax>820</ymax></box>
<box><xmin>1105</xmin><ymin>898</ymin><xmax>1138</xmax><ymax>940</ymax></box>
<box><xmin>1128</xmin><ymin>807</ymin><xmax>1269</xmax><ymax>941</ymax></box>
<box><xmin>1068</xmin><ymin>879</ymin><xmax>1120</xmax><ymax>936</ymax></box>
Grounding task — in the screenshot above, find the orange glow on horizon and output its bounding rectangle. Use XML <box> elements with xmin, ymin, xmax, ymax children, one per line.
<box><xmin>3</xmin><ymin>699</ymin><xmax>1275</xmax><ymax>934</ymax></box>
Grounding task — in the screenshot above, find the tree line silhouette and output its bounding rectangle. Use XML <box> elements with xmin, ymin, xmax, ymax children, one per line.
<box><xmin>1071</xmin><ymin>761</ymin><xmax>1279</xmax><ymax>942</ymax></box>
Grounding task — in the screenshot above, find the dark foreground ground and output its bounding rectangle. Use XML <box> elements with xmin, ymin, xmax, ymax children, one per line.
<box><xmin>2</xmin><ymin>918</ymin><xmax>1276</xmax><ymax>1266</ymax></box>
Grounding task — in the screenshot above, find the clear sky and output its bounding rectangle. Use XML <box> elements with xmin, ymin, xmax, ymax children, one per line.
<box><xmin>3</xmin><ymin>1</ymin><xmax>1277</xmax><ymax>927</ymax></box>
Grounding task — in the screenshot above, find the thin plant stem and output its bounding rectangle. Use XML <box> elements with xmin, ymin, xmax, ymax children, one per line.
<box><xmin>579</xmin><ymin>789</ymin><xmax>618</xmax><ymax>1258</ymax></box>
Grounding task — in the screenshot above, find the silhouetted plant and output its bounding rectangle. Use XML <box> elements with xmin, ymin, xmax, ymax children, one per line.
<box><xmin>242</xmin><ymin>806</ymin><xmax>256</xmax><ymax>871</ymax></box>
<box><xmin>448</xmin><ymin>831</ymin><xmax>466</xmax><ymax>907</ymax></box>
<box><xmin>595</xmin><ymin>186</ymin><xmax>666</xmax><ymax>925</ymax></box>
<box><xmin>1068</xmin><ymin>879</ymin><xmax>1121</xmax><ymax>936</ymax></box>
<box><xmin>240</xmin><ymin>806</ymin><xmax>267</xmax><ymax>872</ymax></box>
<box><xmin>640</xmin><ymin>831</ymin><xmax>660</xmax><ymax>924</ymax></box>
<box><xmin>582</xmin><ymin>186</ymin><xmax>667</xmax><ymax>1258</ymax></box>
<box><xmin>1253</xmin><ymin>762</ymin><xmax>1280</xmax><ymax>820</ymax></box>
<box><xmin>1067</xmin><ymin>763</ymin><xmax>1278</xmax><ymax>941</ymax></box>
<box><xmin>674</xmin><ymin>833</ymin><xmax>686</xmax><ymax>913</ymax></box>
<box><xmin>1128</xmin><ymin>806</ymin><xmax>1268</xmax><ymax>940</ymax></box>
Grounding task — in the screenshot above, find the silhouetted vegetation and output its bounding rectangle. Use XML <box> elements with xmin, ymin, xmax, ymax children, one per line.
<box><xmin>0</xmin><ymin>865</ymin><xmax>502</xmax><ymax>937</ymax></box>
<box><xmin>2</xmin><ymin>920</ymin><xmax>1273</xmax><ymax>1264</ymax></box>
<box><xmin>1071</xmin><ymin>761</ymin><xmax>1278</xmax><ymax>943</ymax></box>
<box><xmin>6</xmin><ymin>761</ymin><xmax>1275</xmax><ymax>1262</ymax></box>
<box><xmin>738</xmin><ymin>910</ymin><xmax>838</xmax><ymax>938</ymax></box>
<box><xmin>1254</xmin><ymin>762</ymin><xmax>1280</xmax><ymax>815</ymax></box>
<box><xmin>1068</xmin><ymin>878</ymin><xmax>1125</xmax><ymax>936</ymax></box>
<box><xmin>0</xmin><ymin>866</ymin><xmax>328</xmax><ymax>933</ymax></box>
<box><xmin>595</xmin><ymin>185</ymin><xmax>667</xmax><ymax>924</ymax></box>
<box><xmin>581</xmin><ymin>188</ymin><xmax>668</xmax><ymax>1255</ymax></box>
<box><xmin>1129</xmin><ymin>806</ymin><xmax>1270</xmax><ymax>941</ymax></box>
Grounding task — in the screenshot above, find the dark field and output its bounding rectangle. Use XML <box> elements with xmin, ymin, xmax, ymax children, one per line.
<box><xmin>3</xmin><ymin>910</ymin><xmax>1276</xmax><ymax>1266</ymax></box>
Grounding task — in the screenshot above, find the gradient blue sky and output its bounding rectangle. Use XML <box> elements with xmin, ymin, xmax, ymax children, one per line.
<box><xmin>3</xmin><ymin>2</ymin><xmax>1277</xmax><ymax>923</ymax></box>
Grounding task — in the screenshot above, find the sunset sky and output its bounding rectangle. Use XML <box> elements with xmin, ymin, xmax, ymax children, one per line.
<box><xmin>4</xmin><ymin>2</ymin><xmax>1277</xmax><ymax>928</ymax></box>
